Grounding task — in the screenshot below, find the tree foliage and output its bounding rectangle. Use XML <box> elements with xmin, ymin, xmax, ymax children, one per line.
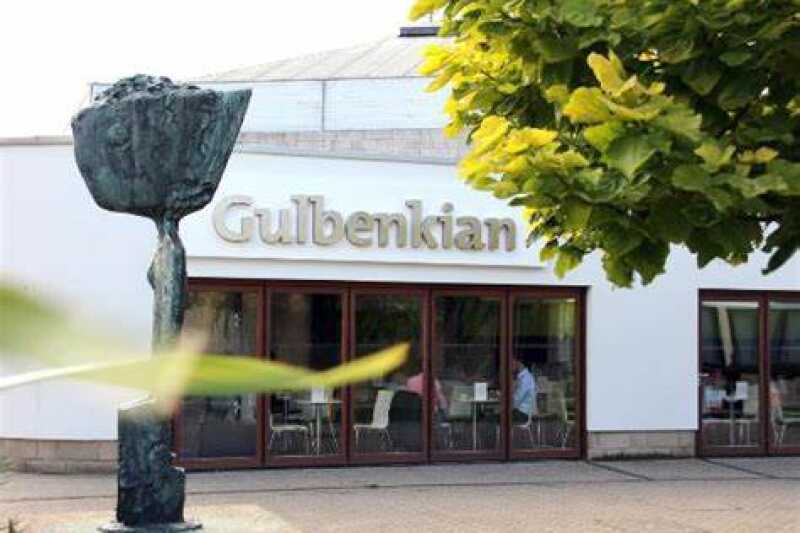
<box><xmin>410</xmin><ymin>0</ymin><xmax>800</xmax><ymax>286</ymax></box>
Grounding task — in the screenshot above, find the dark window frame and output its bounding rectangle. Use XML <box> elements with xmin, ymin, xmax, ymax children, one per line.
<box><xmin>698</xmin><ymin>289</ymin><xmax>800</xmax><ymax>457</ymax></box>
<box><xmin>175</xmin><ymin>279</ymin><xmax>587</xmax><ymax>470</ymax></box>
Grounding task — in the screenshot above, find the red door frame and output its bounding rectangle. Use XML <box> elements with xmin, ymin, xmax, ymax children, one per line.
<box><xmin>175</xmin><ymin>279</ymin><xmax>587</xmax><ymax>470</ymax></box>
<box><xmin>698</xmin><ymin>289</ymin><xmax>800</xmax><ymax>457</ymax></box>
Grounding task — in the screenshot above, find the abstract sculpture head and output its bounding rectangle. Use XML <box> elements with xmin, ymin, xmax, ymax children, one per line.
<box><xmin>71</xmin><ymin>74</ymin><xmax>251</xmax><ymax>223</ymax></box>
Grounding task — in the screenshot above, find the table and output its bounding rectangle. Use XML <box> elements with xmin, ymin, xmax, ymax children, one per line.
<box><xmin>468</xmin><ymin>399</ymin><xmax>499</xmax><ymax>450</ymax></box>
<box><xmin>296</xmin><ymin>399</ymin><xmax>341</xmax><ymax>455</ymax></box>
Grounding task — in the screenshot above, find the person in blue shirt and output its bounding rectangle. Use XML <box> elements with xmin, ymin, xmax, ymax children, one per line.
<box><xmin>512</xmin><ymin>358</ymin><xmax>536</xmax><ymax>423</ymax></box>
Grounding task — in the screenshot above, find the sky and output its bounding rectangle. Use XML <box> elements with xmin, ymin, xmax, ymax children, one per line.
<box><xmin>0</xmin><ymin>1</ymin><xmax>412</xmax><ymax>137</ymax></box>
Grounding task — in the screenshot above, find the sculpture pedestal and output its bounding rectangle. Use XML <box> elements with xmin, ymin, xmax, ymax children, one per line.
<box><xmin>104</xmin><ymin>398</ymin><xmax>201</xmax><ymax>531</ymax></box>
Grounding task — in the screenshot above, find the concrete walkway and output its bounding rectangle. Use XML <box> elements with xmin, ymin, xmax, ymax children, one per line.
<box><xmin>1</xmin><ymin>458</ymin><xmax>798</xmax><ymax>531</ymax></box>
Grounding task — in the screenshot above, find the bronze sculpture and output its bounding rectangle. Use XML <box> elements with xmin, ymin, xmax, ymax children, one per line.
<box><xmin>72</xmin><ymin>74</ymin><xmax>251</xmax><ymax>530</ymax></box>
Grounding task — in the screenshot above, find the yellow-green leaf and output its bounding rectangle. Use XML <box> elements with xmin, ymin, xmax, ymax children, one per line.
<box><xmin>739</xmin><ymin>147</ymin><xmax>779</xmax><ymax>164</ymax></box>
<box><xmin>409</xmin><ymin>0</ymin><xmax>448</xmax><ymax>21</ymax></box>
<box><xmin>544</xmin><ymin>85</ymin><xmax>570</xmax><ymax>105</ymax></box>
<box><xmin>695</xmin><ymin>141</ymin><xmax>735</xmax><ymax>171</ymax></box>
<box><xmin>471</xmin><ymin>115</ymin><xmax>510</xmax><ymax>155</ymax></box>
<box><xmin>505</xmin><ymin>128</ymin><xmax>558</xmax><ymax>153</ymax></box>
<box><xmin>587</xmin><ymin>52</ymin><xmax>626</xmax><ymax>94</ymax></box>
<box><xmin>583</xmin><ymin>121</ymin><xmax>625</xmax><ymax>151</ymax></box>
<box><xmin>564</xmin><ymin>87</ymin><xmax>614</xmax><ymax>124</ymax></box>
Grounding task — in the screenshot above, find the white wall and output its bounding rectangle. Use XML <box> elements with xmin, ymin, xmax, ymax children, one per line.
<box><xmin>1</xmin><ymin>144</ymin><xmax>798</xmax><ymax>440</ymax></box>
<box><xmin>0</xmin><ymin>144</ymin><xmax>151</xmax><ymax>440</ymax></box>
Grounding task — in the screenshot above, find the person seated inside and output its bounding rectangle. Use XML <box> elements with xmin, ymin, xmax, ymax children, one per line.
<box><xmin>512</xmin><ymin>358</ymin><xmax>536</xmax><ymax>424</ymax></box>
<box><xmin>406</xmin><ymin>370</ymin><xmax>448</xmax><ymax>422</ymax></box>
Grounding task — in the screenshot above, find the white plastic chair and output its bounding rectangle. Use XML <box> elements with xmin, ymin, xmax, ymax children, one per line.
<box><xmin>268</xmin><ymin>413</ymin><xmax>311</xmax><ymax>454</ymax></box>
<box><xmin>773</xmin><ymin>404</ymin><xmax>800</xmax><ymax>446</ymax></box>
<box><xmin>736</xmin><ymin>382</ymin><xmax>759</xmax><ymax>444</ymax></box>
<box><xmin>353</xmin><ymin>390</ymin><xmax>395</xmax><ymax>451</ymax></box>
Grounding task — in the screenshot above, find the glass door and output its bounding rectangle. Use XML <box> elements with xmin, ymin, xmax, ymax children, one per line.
<box><xmin>699</xmin><ymin>298</ymin><xmax>763</xmax><ymax>455</ymax></box>
<box><xmin>267</xmin><ymin>288</ymin><xmax>346</xmax><ymax>465</ymax></box>
<box><xmin>431</xmin><ymin>292</ymin><xmax>504</xmax><ymax>459</ymax></box>
<box><xmin>768</xmin><ymin>299</ymin><xmax>800</xmax><ymax>454</ymax></box>
<box><xmin>510</xmin><ymin>294</ymin><xmax>580</xmax><ymax>458</ymax></box>
<box><xmin>350</xmin><ymin>290</ymin><xmax>426</xmax><ymax>462</ymax></box>
<box><xmin>176</xmin><ymin>285</ymin><xmax>263</xmax><ymax>468</ymax></box>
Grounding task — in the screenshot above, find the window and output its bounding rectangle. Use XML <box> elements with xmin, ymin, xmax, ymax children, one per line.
<box><xmin>699</xmin><ymin>291</ymin><xmax>800</xmax><ymax>456</ymax></box>
<box><xmin>175</xmin><ymin>281</ymin><xmax>585</xmax><ymax>468</ymax></box>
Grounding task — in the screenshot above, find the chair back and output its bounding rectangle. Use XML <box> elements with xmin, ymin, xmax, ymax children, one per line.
<box><xmin>371</xmin><ymin>390</ymin><xmax>395</xmax><ymax>428</ymax></box>
<box><xmin>743</xmin><ymin>383</ymin><xmax>759</xmax><ymax>418</ymax></box>
<box><xmin>771</xmin><ymin>403</ymin><xmax>784</xmax><ymax>424</ymax></box>
<box><xmin>550</xmin><ymin>381</ymin><xmax>572</xmax><ymax>422</ymax></box>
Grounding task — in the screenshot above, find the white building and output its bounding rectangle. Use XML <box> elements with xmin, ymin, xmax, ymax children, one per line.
<box><xmin>1</xmin><ymin>27</ymin><xmax>798</xmax><ymax>472</ymax></box>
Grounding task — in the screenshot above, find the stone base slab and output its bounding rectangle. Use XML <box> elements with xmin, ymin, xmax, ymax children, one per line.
<box><xmin>587</xmin><ymin>430</ymin><xmax>695</xmax><ymax>459</ymax></box>
<box><xmin>0</xmin><ymin>438</ymin><xmax>117</xmax><ymax>473</ymax></box>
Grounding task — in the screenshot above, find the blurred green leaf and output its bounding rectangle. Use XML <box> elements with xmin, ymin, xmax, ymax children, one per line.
<box><xmin>0</xmin><ymin>284</ymin><xmax>408</xmax><ymax>399</ymax></box>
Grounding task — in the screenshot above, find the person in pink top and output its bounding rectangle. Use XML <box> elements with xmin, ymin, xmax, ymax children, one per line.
<box><xmin>406</xmin><ymin>373</ymin><xmax>449</xmax><ymax>413</ymax></box>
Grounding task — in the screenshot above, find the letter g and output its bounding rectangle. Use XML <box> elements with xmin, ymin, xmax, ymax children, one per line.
<box><xmin>213</xmin><ymin>195</ymin><xmax>254</xmax><ymax>242</ymax></box>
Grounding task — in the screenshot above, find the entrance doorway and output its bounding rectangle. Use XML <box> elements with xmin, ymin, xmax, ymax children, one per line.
<box><xmin>173</xmin><ymin>280</ymin><xmax>585</xmax><ymax>469</ymax></box>
<box><xmin>698</xmin><ymin>290</ymin><xmax>800</xmax><ymax>456</ymax></box>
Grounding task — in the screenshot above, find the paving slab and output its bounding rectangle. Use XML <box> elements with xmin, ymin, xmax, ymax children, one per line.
<box><xmin>590</xmin><ymin>458</ymin><xmax>761</xmax><ymax>480</ymax></box>
<box><xmin>0</xmin><ymin>462</ymin><xmax>631</xmax><ymax>503</ymax></box>
<box><xmin>3</xmin><ymin>475</ymin><xmax>798</xmax><ymax>532</ymax></box>
<box><xmin>711</xmin><ymin>456</ymin><xmax>800</xmax><ymax>479</ymax></box>
<box><xmin>0</xmin><ymin>473</ymin><xmax>114</xmax><ymax>501</ymax></box>
<box><xmin>186</xmin><ymin>461</ymin><xmax>632</xmax><ymax>494</ymax></box>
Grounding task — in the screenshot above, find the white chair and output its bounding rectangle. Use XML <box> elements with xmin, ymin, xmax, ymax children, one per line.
<box><xmin>551</xmin><ymin>382</ymin><xmax>575</xmax><ymax>449</ymax></box>
<box><xmin>353</xmin><ymin>390</ymin><xmax>395</xmax><ymax>451</ymax></box>
<box><xmin>772</xmin><ymin>404</ymin><xmax>800</xmax><ymax>446</ymax></box>
<box><xmin>512</xmin><ymin>409</ymin><xmax>537</xmax><ymax>448</ymax></box>
<box><xmin>736</xmin><ymin>383</ymin><xmax>759</xmax><ymax>444</ymax></box>
<box><xmin>268</xmin><ymin>414</ymin><xmax>311</xmax><ymax>454</ymax></box>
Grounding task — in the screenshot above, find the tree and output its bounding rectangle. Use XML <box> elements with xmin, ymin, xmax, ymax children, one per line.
<box><xmin>410</xmin><ymin>0</ymin><xmax>800</xmax><ymax>286</ymax></box>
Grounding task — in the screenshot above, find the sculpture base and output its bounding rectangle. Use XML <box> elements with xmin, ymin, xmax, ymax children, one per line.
<box><xmin>117</xmin><ymin>398</ymin><xmax>187</xmax><ymax>526</ymax></box>
<box><xmin>98</xmin><ymin>520</ymin><xmax>202</xmax><ymax>532</ymax></box>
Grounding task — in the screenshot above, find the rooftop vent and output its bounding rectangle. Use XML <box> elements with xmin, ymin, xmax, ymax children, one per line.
<box><xmin>399</xmin><ymin>26</ymin><xmax>440</xmax><ymax>37</ymax></box>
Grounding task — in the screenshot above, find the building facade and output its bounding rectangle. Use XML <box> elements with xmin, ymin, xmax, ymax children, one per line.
<box><xmin>0</xmin><ymin>30</ymin><xmax>798</xmax><ymax>472</ymax></box>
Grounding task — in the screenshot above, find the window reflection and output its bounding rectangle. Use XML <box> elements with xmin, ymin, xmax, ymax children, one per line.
<box><xmin>433</xmin><ymin>295</ymin><xmax>501</xmax><ymax>452</ymax></box>
<box><xmin>700</xmin><ymin>301</ymin><xmax>760</xmax><ymax>448</ymax></box>
<box><xmin>269</xmin><ymin>292</ymin><xmax>342</xmax><ymax>457</ymax></box>
<box><xmin>769</xmin><ymin>301</ymin><xmax>800</xmax><ymax>448</ymax></box>
<box><xmin>511</xmin><ymin>298</ymin><xmax>576</xmax><ymax>450</ymax></box>
<box><xmin>352</xmin><ymin>294</ymin><xmax>423</xmax><ymax>454</ymax></box>
<box><xmin>179</xmin><ymin>290</ymin><xmax>258</xmax><ymax>459</ymax></box>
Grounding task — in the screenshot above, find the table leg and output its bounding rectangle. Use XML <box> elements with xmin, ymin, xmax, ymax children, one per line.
<box><xmin>472</xmin><ymin>404</ymin><xmax>478</xmax><ymax>451</ymax></box>
<box><xmin>729</xmin><ymin>403</ymin><xmax>735</xmax><ymax>445</ymax></box>
<box><xmin>536</xmin><ymin>418</ymin><xmax>542</xmax><ymax>447</ymax></box>
<box><xmin>316</xmin><ymin>406</ymin><xmax>322</xmax><ymax>455</ymax></box>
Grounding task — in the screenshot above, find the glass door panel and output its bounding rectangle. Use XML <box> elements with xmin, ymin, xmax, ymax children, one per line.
<box><xmin>351</xmin><ymin>293</ymin><xmax>424</xmax><ymax>457</ymax></box>
<box><xmin>511</xmin><ymin>297</ymin><xmax>577</xmax><ymax>453</ymax></box>
<box><xmin>769</xmin><ymin>301</ymin><xmax>800</xmax><ymax>451</ymax></box>
<box><xmin>269</xmin><ymin>291</ymin><xmax>343</xmax><ymax>459</ymax></box>
<box><xmin>700</xmin><ymin>300</ymin><xmax>761</xmax><ymax>452</ymax></box>
<box><xmin>432</xmin><ymin>294</ymin><xmax>502</xmax><ymax>455</ymax></box>
<box><xmin>178</xmin><ymin>289</ymin><xmax>260</xmax><ymax>462</ymax></box>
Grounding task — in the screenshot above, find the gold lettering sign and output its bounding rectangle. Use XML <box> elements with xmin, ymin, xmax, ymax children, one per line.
<box><xmin>212</xmin><ymin>195</ymin><xmax>516</xmax><ymax>252</ymax></box>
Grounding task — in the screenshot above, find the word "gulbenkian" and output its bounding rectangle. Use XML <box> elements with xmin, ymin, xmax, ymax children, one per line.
<box><xmin>213</xmin><ymin>195</ymin><xmax>517</xmax><ymax>252</ymax></box>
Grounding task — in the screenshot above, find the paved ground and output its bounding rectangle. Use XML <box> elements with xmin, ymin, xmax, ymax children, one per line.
<box><xmin>1</xmin><ymin>458</ymin><xmax>798</xmax><ymax>532</ymax></box>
